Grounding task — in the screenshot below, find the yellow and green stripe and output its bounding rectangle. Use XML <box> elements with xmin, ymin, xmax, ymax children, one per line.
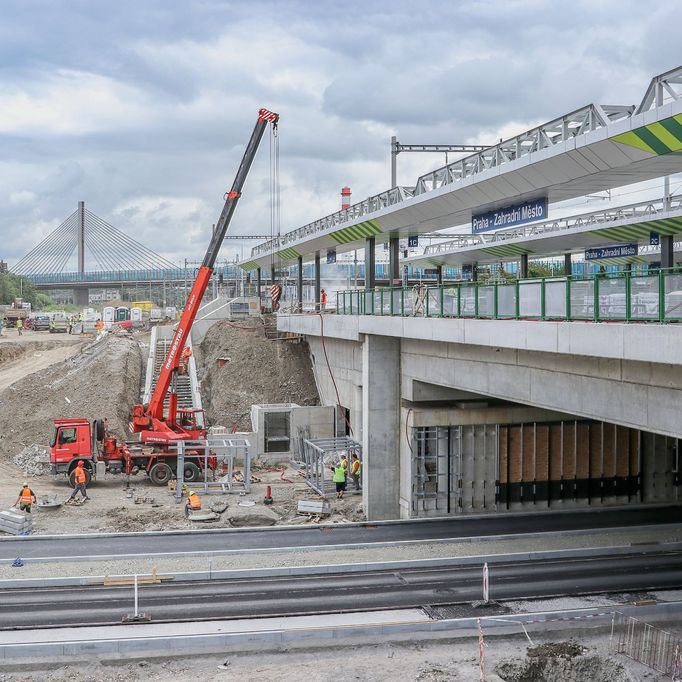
<box><xmin>239</xmin><ymin>260</ymin><xmax>259</xmax><ymax>272</ymax></box>
<box><xmin>277</xmin><ymin>247</ymin><xmax>301</xmax><ymax>261</ymax></box>
<box><xmin>329</xmin><ymin>219</ymin><xmax>382</xmax><ymax>245</ymax></box>
<box><xmin>480</xmin><ymin>244</ymin><xmax>532</xmax><ymax>258</ymax></box>
<box><xmin>591</xmin><ymin>215</ymin><xmax>682</xmax><ymax>242</ymax></box>
<box><xmin>613</xmin><ymin>114</ymin><xmax>682</xmax><ymax>154</ymax></box>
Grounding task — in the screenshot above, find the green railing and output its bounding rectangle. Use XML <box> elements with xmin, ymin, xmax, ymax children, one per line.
<box><xmin>335</xmin><ymin>268</ymin><xmax>682</xmax><ymax>323</ymax></box>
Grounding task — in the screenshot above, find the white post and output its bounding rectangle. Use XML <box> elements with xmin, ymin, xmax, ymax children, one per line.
<box><xmin>134</xmin><ymin>574</ymin><xmax>139</xmax><ymax>617</ymax></box>
<box><xmin>483</xmin><ymin>562</ymin><xmax>489</xmax><ymax>604</ymax></box>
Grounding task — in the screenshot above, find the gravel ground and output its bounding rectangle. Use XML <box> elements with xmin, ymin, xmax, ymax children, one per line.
<box><xmin>1</xmin><ymin>526</ymin><xmax>679</xmax><ymax>581</ymax></box>
<box><xmin>0</xmin><ymin>630</ymin><xmax>662</xmax><ymax>681</ymax></box>
<box><xmin>198</xmin><ymin>319</ymin><xmax>319</xmax><ymax>431</ymax></box>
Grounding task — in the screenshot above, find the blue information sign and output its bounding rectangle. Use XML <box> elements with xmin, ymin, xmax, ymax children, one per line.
<box><xmin>408</xmin><ymin>235</ymin><xmax>419</xmax><ymax>248</ymax></box>
<box><xmin>326</xmin><ymin>249</ymin><xmax>336</xmax><ymax>264</ymax></box>
<box><xmin>585</xmin><ymin>243</ymin><xmax>638</xmax><ymax>260</ymax></box>
<box><xmin>650</xmin><ymin>231</ymin><xmax>660</xmax><ymax>246</ymax></box>
<box><xmin>472</xmin><ymin>197</ymin><xmax>547</xmax><ymax>233</ymax></box>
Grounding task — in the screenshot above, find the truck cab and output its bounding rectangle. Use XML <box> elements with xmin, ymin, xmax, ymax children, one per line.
<box><xmin>50</xmin><ymin>419</ymin><xmax>97</xmax><ymax>484</ymax></box>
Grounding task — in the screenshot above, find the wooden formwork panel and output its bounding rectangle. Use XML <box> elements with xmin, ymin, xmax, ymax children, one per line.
<box><xmin>562</xmin><ymin>422</ymin><xmax>577</xmax><ymax>478</ymax></box>
<box><xmin>616</xmin><ymin>426</ymin><xmax>631</xmax><ymax>477</ymax></box>
<box><xmin>603</xmin><ymin>423</ymin><xmax>616</xmax><ymax>478</ymax></box>
<box><xmin>535</xmin><ymin>425</ymin><xmax>549</xmax><ymax>482</ymax></box>
<box><xmin>522</xmin><ymin>425</ymin><xmax>535</xmax><ymax>483</ymax></box>
<box><xmin>549</xmin><ymin>425</ymin><xmax>563</xmax><ymax>480</ymax></box>
<box><xmin>498</xmin><ymin>426</ymin><xmax>508</xmax><ymax>484</ymax></box>
<box><xmin>576</xmin><ymin>423</ymin><xmax>590</xmax><ymax>479</ymax></box>
<box><xmin>508</xmin><ymin>426</ymin><xmax>523</xmax><ymax>483</ymax></box>
<box><xmin>589</xmin><ymin>423</ymin><xmax>603</xmax><ymax>478</ymax></box>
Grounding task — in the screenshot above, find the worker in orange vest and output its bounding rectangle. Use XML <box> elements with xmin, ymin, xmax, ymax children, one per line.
<box><xmin>14</xmin><ymin>483</ymin><xmax>36</xmax><ymax>513</ymax></box>
<box><xmin>180</xmin><ymin>345</ymin><xmax>192</xmax><ymax>374</ymax></box>
<box><xmin>184</xmin><ymin>490</ymin><xmax>201</xmax><ymax>518</ymax></box>
<box><xmin>95</xmin><ymin>319</ymin><xmax>104</xmax><ymax>337</ymax></box>
<box><xmin>68</xmin><ymin>460</ymin><xmax>90</xmax><ymax>502</ymax></box>
<box><xmin>320</xmin><ymin>288</ymin><xmax>328</xmax><ymax>310</ymax></box>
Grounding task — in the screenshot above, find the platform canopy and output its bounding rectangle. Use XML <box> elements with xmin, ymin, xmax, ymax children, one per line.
<box><xmin>242</xmin><ymin>66</ymin><xmax>682</xmax><ymax>272</ymax></box>
<box><xmin>403</xmin><ymin>195</ymin><xmax>682</xmax><ymax>269</ymax></box>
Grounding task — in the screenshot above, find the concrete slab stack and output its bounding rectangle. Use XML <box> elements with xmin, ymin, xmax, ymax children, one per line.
<box><xmin>0</xmin><ymin>509</ymin><xmax>33</xmax><ymax>535</ymax></box>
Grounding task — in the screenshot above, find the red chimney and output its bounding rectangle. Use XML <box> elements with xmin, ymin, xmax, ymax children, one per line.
<box><xmin>341</xmin><ymin>186</ymin><xmax>351</xmax><ymax>210</ymax></box>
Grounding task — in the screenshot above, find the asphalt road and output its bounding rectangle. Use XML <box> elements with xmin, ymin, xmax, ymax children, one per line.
<box><xmin>0</xmin><ymin>505</ymin><xmax>680</xmax><ymax>562</ymax></box>
<box><xmin>2</xmin><ymin>550</ymin><xmax>681</xmax><ymax>629</ymax></box>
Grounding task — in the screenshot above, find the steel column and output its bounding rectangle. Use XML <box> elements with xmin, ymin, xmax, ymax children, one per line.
<box><xmin>564</xmin><ymin>253</ymin><xmax>572</xmax><ymax>276</ymax></box>
<box><xmin>389</xmin><ymin>236</ymin><xmax>400</xmax><ymax>284</ymax></box>
<box><xmin>365</xmin><ymin>237</ymin><xmax>376</xmax><ymax>289</ymax></box>
<box><xmin>520</xmin><ymin>253</ymin><xmax>528</xmax><ymax>279</ymax></box>
<box><xmin>314</xmin><ymin>251</ymin><xmax>321</xmax><ymax>309</ymax></box>
<box><xmin>437</xmin><ymin>265</ymin><xmax>443</xmax><ymax>285</ymax></box>
<box><xmin>661</xmin><ymin>234</ymin><xmax>674</xmax><ymax>268</ymax></box>
<box><xmin>256</xmin><ymin>267</ymin><xmax>262</xmax><ymax>302</ymax></box>
<box><xmin>297</xmin><ymin>255</ymin><xmax>303</xmax><ymax>311</ymax></box>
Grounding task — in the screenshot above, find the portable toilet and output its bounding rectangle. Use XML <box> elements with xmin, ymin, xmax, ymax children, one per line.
<box><xmin>165</xmin><ymin>306</ymin><xmax>177</xmax><ymax>320</ymax></box>
<box><xmin>115</xmin><ymin>306</ymin><xmax>130</xmax><ymax>322</ymax></box>
<box><xmin>130</xmin><ymin>307</ymin><xmax>143</xmax><ymax>325</ymax></box>
<box><xmin>102</xmin><ymin>306</ymin><xmax>115</xmax><ymax>327</ymax></box>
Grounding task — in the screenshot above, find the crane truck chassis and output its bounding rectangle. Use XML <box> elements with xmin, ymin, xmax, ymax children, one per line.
<box><xmin>48</xmin><ymin>108</ymin><xmax>279</xmax><ymax>487</ymax></box>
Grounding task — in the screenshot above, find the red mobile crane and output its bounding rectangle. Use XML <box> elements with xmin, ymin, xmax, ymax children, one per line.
<box><xmin>50</xmin><ymin>109</ymin><xmax>280</xmax><ymax>487</ymax></box>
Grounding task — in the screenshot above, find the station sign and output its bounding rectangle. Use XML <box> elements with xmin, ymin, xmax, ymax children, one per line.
<box><xmin>472</xmin><ymin>197</ymin><xmax>547</xmax><ymax>234</ymax></box>
<box><xmin>585</xmin><ymin>243</ymin><xmax>638</xmax><ymax>260</ymax></box>
<box><xmin>326</xmin><ymin>248</ymin><xmax>336</xmax><ymax>264</ymax></box>
<box><xmin>408</xmin><ymin>235</ymin><xmax>419</xmax><ymax>248</ymax></box>
<box><xmin>650</xmin><ymin>231</ymin><xmax>660</xmax><ymax>246</ymax></box>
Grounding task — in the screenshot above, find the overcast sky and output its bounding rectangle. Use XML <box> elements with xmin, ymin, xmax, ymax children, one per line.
<box><xmin>1</xmin><ymin>0</ymin><xmax>680</xmax><ymax>270</ymax></box>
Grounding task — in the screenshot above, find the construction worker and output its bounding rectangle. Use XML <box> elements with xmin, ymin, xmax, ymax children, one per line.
<box><xmin>95</xmin><ymin>318</ymin><xmax>104</xmax><ymax>337</ymax></box>
<box><xmin>15</xmin><ymin>318</ymin><xmax>22</xmax><ymax>336</ymax></box>
<box><xmin>0</xmin><ymin>316</ymin><xmax>4</xmax><ymax>336</ymax></box>
<box><xmin>180</xmin><ymin>345</ymin><xmax>192</xmax><ymax>374</ymax></box>
<box><xmin>14</xmin><ymin>483</ymin><xmax>36</xmax><ymax>513</ymax></box>
<box><xmin>331</xmin><ymin>461</ymin><xmax>346</xmax><ymax>500</ymax></box>
<box><xmin>185</xmin><ymin>490</ymin><xmax>201</xmax><ymax>518</ymax></box>
<box><xmin>320</xmin><ymin>288</ymin><xmax>328</xmax><ymax>311</ymax></box>
<box><xmin>350</xmin><ymin>454</ymin><xmax>362</xmax><ymax>491</ymax></box>
<box><xmin>68</xmin><ymin>460</ymin><xmax>90</xmax><ymax>501</ymax></box>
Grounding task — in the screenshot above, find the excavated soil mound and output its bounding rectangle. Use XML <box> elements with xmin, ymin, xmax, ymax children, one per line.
<box><xmin>0</xmin><ymin>342</ymin><xmax>27</xmax><ymax>365</ymax></box>
<box><xmin>198</xmin><ymin>320</ymin><xmax>319</xmax><ymax>430</ymax></box>
<box><xmin>0</xmin><ymin>334</ymin><xmax>142</xmax><ymax>459</ymax></box>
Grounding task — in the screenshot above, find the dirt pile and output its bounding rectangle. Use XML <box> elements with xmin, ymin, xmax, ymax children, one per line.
<box><xmin>0</xmin><ymin>342</ymin><xmax>27</xmax><ymax>365</ymax></box>
<box><xmin>496</xmin><ymin>642</ymin><xmax>632</xmax><ymax>682</ymax></box>
<box><xmin>198</xmin><ymin>320</ymin><xmax>319</xmax><ymax>430</ymax></box>
<box><xmin>0</xmin><ymin>334</ymin><xmax>143</xmax><ymax>460</ymax></box>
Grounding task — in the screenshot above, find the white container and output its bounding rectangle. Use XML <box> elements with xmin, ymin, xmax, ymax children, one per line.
<box><xmin>130</xmin><ymin>307</ymin><xmax>143</xmax><ymax>323</ymax></box>
<box><xmin>102</xmin><ymin>306</ymin><xmax>115</xmax><ymax>327</ymax></box>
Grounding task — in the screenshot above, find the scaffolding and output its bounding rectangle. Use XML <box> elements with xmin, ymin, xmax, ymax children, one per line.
<box><xmin>174</xmin><ymin>437</ymin><xmax>251</xmax><ymax>502</ymax></box>
<box><xmin>302</xmin><ymin>437</ymin><xmax>362</xmax><ymax>498</ymax></box>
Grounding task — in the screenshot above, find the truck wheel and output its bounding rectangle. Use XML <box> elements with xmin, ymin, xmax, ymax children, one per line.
<box><xmin>183</xmin><ymin>462</ymin><xmax>201</xmax><ymax>483</ymax></box>
<box><xmin>68</xmin><ymin>467</ymin><xmax>92</xmax><ymax>488</ymax></box>
<box><xmin>149</xmin><ymin>462</ymin><xmax>173</xmax><ymax>486</ymax></box>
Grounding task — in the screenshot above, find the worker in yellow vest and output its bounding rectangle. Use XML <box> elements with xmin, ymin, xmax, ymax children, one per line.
<box><xmin>350</xmin><ymin>454</ymin><xmax>362</xmax><ymax>491</ymax></box>
<box><xmin>14</xmin><ymin>483</ymin><xmax>36</xmax><ymax>513</ymax></box>
<box><xmin>185</xmin><ymin>490</ymin><xmax>201</xmax><ymax>518</ymax></box>
<box><xmin>331</xmin><ymin>461</ymin><xmax>346</xmax><ymax>499</ymax></box>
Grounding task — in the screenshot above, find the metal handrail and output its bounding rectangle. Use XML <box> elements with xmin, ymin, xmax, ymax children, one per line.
<box><xmin>333</xmin><ymin>268</ymin><xmax>682</xmax><ymax>323</ymax></box>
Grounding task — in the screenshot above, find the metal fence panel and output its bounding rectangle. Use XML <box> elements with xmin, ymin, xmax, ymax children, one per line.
<box><xmin>544</xmin><ymin>279</ymin><xmax>567</xmax><ymax>318</ymax></box>
<box><xmin>631</xmin><ymin>274</ymin><xmax>659</xmax><ymax>321</ymax></box>
<box><xmin>477</xmin><ymin>285</ymin><xmax>495</xmax><ymax>318</ymax></box>
<box><xmin>664</xmin><ymin>272</ymin><xmax>682</xmax><ymax>320</ymax></box>
<box><xmin>443</xmin><ymin>288</ymin><xmax>459</xmax><ymax>317</ymax></box>
<box><xmin>497</xmin><ymin>283</ymin><xmax>517</xmax><ymax>318</ymax></box>
<box><xmin>569</xmin><ymin>279</ymin><xmax>594</xmax><ymax>319</ymax></box>
<box><xmin>599</xmin><ymin>276</ymin><xmax>628</xmax><ymax>320</ymax></box>
<box><xmin>460</xmin><ymin>285</ymin><xmax>477</xmax><ymax>317</ymax></box>
<box><xmin>519</xmin><ymin>280</ymin><xmax>542</xmax><ymax>318</ymax></box>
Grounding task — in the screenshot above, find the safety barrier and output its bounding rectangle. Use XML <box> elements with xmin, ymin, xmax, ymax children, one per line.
<box><xmin>611</xmin><ymin>612</ymin><xmax>682</xmax><ymax>679</ymax></box>
<box><xmin>335</xmin><ymin>268</ymin><xmax>682</xmax><ymax>323</ymax></box>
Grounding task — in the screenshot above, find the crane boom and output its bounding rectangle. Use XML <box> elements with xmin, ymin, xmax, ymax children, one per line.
<box><xmin>133</xmin><ymin>108</ymin><xmax>279</xmax><ymax>430</ymax></box>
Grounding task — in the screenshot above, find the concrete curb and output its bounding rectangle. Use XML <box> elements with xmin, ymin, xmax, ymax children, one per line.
<box><xmin>1</xmin><ymin>601</ymin><xmax>680</xmax><ymax>662</ymax></box>
<box><xmin>0</xmin><ymin>501</ymin><xmax>678</xmax><ymax>543</ymax></box>
<box><xmin>0</xmin><ymin>523</ymin><xmax>675</xmax><ymax>565</ymax></box>
<box><xmin>1</xmin><ymin>541</ymin><xmax>679</xmax><ymax>589</ymax></box>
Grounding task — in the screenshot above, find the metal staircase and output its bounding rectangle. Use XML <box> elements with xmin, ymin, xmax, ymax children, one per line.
<box><xmin>149</xmin><ymin>336</ymin><xmax>194</xmax><ymax>411</ymax></box>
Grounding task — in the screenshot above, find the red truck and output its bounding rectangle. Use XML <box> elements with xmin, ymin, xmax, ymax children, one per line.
<box><xmin>49</xmin><ymin>108</ymin><xmax>279</xmax><ymax>487</ymax></box>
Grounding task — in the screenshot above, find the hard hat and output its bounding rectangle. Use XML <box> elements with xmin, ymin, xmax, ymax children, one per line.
<box><xmin>22</xmin><ymin>483</ymin><xmax>28</xmax><ymax>488</ymax></box>
<box><xmin>78</xmin><ymin>460</ymin><xmax>85</xmax><ymax>466</ymax></box>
